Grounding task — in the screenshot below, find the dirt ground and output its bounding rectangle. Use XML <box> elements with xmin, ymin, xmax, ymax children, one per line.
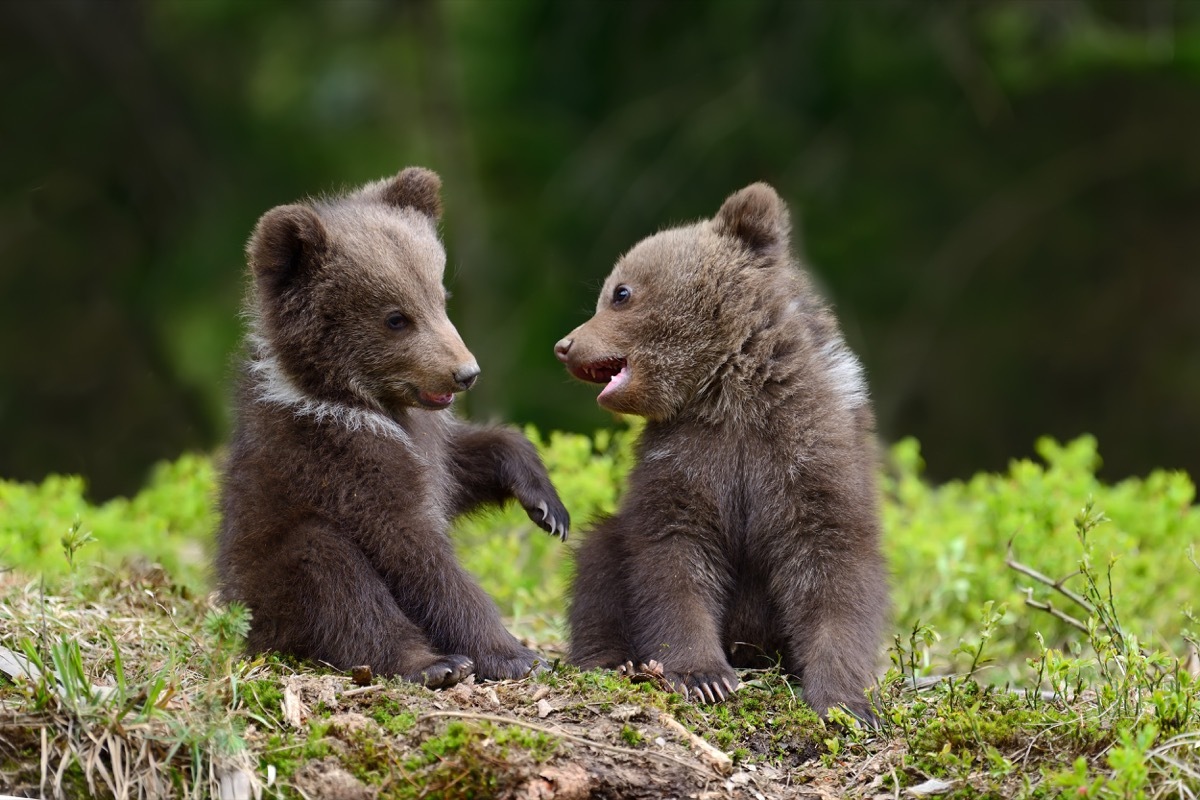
<box><xmin>273</xmin><ymin>668</ymin><xmax>898</xmax><ymax>800</ymax></box>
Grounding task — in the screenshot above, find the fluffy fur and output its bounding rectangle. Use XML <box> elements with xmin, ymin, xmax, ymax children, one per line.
<box><xmin>217</xmin><ymin>168</ymin><xmax>569</xmax><ymax>688</ymax></box>
<box><xmin>556</xmin><ymin>182</ymin><xmax>887</xmax><ymax>719</ymax></box>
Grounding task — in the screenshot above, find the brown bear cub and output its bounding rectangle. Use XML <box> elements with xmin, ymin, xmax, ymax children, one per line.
<box><xmin>556</xmin><ymin>183</ymin><xmax>887</xmax><ymax>720</ymax></box>
<box><xmin>217</xmin><ymin>167</ymin><xmax>568</xmax><ymax>688</ymax></box>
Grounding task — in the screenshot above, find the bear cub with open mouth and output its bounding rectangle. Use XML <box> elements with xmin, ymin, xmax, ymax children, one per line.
<box><xmin>218</xmin><ymin>167</ymin><xmax>568</xmax><ymax>688</ymax></box>
<box><xmin>556</xmin><ymin>182</ymin><xmax>887</xmax><ymax>720</ymax></box>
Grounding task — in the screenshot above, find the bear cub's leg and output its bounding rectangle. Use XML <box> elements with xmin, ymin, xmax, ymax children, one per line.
<box><xmin>446</xmin><ymin>425</ymin><xmax>570</xmax><ymax>538</ymax></box>
<box><xmin>769</xmin><ymin>539</ymin><xmax>887</xmax><ymax>723</ymax></box>
<box><xmin>566</xmin><ymin>518</ymin><xmax>633</xmax><ymax>669</ymax></box>
<box><xmin>405</xmin><ymin>550</ymin><xmax>549</xmax><ymax>680</ymax></box>
<box><xmin>245</xmin><ymin>522</ymin><xmax>475</xmax><ymax>688</ymax></box>
<box><xmin>621</xmin><ymin>518</ymin><xmax>739</xmax><ymax>703</ymax></box>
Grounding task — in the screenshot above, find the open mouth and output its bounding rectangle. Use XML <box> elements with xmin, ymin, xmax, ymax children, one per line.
<box><xmin>569</xmin><ymin>357</ymin><xmax>630</xmax><ymax>400</ymax></box>
<box><xmin>569</xmin><ymin>357</ymin><xmax>625</xmax><ymax>384</ymax></box>
<box><xmin>417</xmin><ymin>391</ymin><xmax>455</xmax><ymax>409</ymax></box>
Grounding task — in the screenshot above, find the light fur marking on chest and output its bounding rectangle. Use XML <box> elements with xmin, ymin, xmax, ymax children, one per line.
<box><xmin>248</xmin><ymin>336</ymin><xmax>417</xmax><ymax>449</ymax></box>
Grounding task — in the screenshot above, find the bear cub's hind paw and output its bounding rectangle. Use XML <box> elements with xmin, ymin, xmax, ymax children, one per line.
<box><xmin>407</xmin><ymin>654</ymin><xmax>475</xmax><ymax>689</ymax></box>
<box><xmin>623</xmin><ymin>659</ymin><xmax>739</xmax><ymax>703</ymax></box>
<box><xmin>474</xmin><ymin>647</ymin><xmax>548</xmax><ymax>681</ymax></box>
<box><xmin>663</xmin><ymin>663</ymin><xmax>740</xmax><ymax>704</ymax></box>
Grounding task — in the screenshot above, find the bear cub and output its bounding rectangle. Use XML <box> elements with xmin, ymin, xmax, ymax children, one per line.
<box><xmin>556</xmin><ymin>182</ymin><xmax>887</xmax><ymax>720</ymax></box>
<box><xmin>218</xmin><ymin>167</ymin><xmax>568</xmax><ymax>688</ymax></box>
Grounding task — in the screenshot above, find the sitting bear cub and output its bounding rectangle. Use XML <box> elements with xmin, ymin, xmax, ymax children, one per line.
<box><xmin>218</xmin><ymin>167</ymin><xmax>568</xmax><ymax>687</ymax></box>
<box><xmin>556</xmin><ymin>182</ymin><xmax>887</xmax><ymax>720</ymax></box>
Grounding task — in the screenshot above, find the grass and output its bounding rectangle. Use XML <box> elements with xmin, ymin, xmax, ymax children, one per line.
<box><xmin>1</xmin><ymin>430</ymin><xmax>1198</xmax><ymax>798</ymax></box>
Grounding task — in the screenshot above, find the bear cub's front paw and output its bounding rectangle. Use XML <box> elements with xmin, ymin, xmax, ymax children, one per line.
<box><xmin>406</xmin><ymin>654</ymin><xmax>475</xmax><ymax>689</ymax></box>
<box><xmin>519</xmin><ymin>491</ymin><xmax>570</xmax><ymax>541</ymax></box>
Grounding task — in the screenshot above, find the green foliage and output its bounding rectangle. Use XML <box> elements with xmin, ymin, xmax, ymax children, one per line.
<box><xmin>0</xmin><ymin>453</ymin><xmax>215</xmax><ymax>589</ymax></box>
<box><xmin>3</xmin><ymin>429</ymin><xmax>1196</xmax><ymax>668</ymax></box>
<box><xmin>885</xmin><ymin>434</ymin><xmax>1199</xmax><ymax>674</ymax></box>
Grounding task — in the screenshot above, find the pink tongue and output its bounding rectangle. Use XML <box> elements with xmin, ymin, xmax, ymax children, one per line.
<box><xmin>597</xmin><ymin>365</ymin><xmax>629</xmax><ymax>399</ymax></box>
<box><xmin>421</xmin><ymin>392</ymin><xmax>453</xmax><ymax>406</ymax></box>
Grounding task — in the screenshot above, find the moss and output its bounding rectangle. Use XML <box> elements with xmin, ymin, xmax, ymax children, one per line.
<box><xmin>362</xmin><ymin>694</ymin><xmax>418</xmax><ymax>735</ymax></box>
<box><xmin>338</xmin><ymin>729</ymin><xmax>400</xmax><ymax>786</ymax></box>
<box><xmin>618</xmin><ymin>724</ymin><xmax>643</xmax><ymax>746</ymax></box>
<box><xmin>669</xmin><ymin>672</ymin><xmax>826</xmax><ymax>767</ymax></box>
<box><xmin>241</xmin><ymin>678</ymin><xmax>284</xmax><ymax>722</ymax></box>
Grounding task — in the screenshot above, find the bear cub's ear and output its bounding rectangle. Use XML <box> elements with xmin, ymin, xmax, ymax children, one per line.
<box><xmin>248</xmin><ymin>204</ymin><xmax>329</xmax><ymax>294</ymax></box>
<box><xmin>712</xmin><ymin>182</ymin><xmax>790</xmax><ymax>253</ymax></box>
<box><xmin>379</xmin><ymin>166</ymin><xmax>443</xmax><ymax>221</ymax></box>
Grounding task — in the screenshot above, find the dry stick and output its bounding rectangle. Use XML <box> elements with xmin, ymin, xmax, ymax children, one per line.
<box><xmin>40</xmin><ymin>726</ymin><xmax>48</xmax><ymax>798</ymax></box>
<box><xmin>1007</xmin><ymin>546</ymin><xmax>1163</xmax><ymax>664</ymax></box>
<box><xmin>1004</xmin><ymin>544</ymin><xmax>1095</xmax><ymax>616</ymax></box>
<box><xmin>1019</xmin><ymin>590</ymin><xmax>1090</xmax><ymax>634</ymax></box>
<box><xmin>416</xmin><ymin>710</ymin><xmax>715</xmax><ymax>776</ymax></box>
<box><xmin>656</xmin><ymin>712</ymin><xmax>733</xmax><ymax>776</ymax></box>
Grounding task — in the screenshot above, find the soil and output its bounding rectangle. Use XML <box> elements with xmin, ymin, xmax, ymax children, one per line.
<box><xmin>268</xmin><ymin>670</ymin><xmax>884</xmax><ymax>800</ymax></box>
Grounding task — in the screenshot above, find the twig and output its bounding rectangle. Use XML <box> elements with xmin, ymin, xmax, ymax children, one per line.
<box><xmin>656</xmin><ymin>712</ymin><xmax>733</xmax><ymax>776</ymax></box>
<box><xmin>1005</xmin><ymin>545</ymin><xmax>1095</xmax><ymax>616</ymax></box>
<box><xmin>1019</xmin><ymin>590</ymin><xmax>1090</xmax><ymax>633</ymax></box>
<box><xmin>341</xmin><ymin>684</ymin><xmax>385</xmax><ymax>698</ymax></box>
<box><xmin>416</xmin><ymin>710</ymin><xmax>714</xmax><ymax>776</ymax></box>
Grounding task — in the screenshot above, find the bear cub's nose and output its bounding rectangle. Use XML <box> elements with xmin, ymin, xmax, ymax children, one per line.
<box><xmin>554</xmin><ymin>337</ymin><xmax>573</xmax><ymax>363</ymax></box>
<box><xmin>454</xmin><ymin>363</ymin><xmax>481</xmax><ymax>391</ymax></box>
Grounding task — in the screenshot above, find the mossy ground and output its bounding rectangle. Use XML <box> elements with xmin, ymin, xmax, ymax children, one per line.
<box><xmin>2</xmin><ymin>563</ymin><xmax>1196</xmax><ymax>799</ymax></box>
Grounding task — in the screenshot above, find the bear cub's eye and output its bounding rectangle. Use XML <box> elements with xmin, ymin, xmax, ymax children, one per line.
<box><xmin>385</xmin><ymin>312</ymin><xmax>410</xmax><ymax>331</ymax></box>
<box><xmin>612</xmin><ymin>285</ymin><xmax>632</xmax><ymax>306</ymax></box>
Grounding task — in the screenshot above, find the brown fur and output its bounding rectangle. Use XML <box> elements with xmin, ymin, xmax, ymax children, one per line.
<box><xmin>217</xmin><ymin>167</ymin><xmax>568</xmax><ymax>688</ymax></box>
<box><xmin>556</xmin><ymin>183</ymin><xmax>887</xmax><ymax>720</ymax></box>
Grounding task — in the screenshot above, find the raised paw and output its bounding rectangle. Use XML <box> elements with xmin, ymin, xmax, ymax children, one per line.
<box><xmin>662</xmin><ymin>665</ymin><xmax>740</xmax><ymax>704</ymax></box>
<box><xmin>406</xmin><ymin>654</ymin><xmax>475</xmax><ymax>689</ymax></box>
<box><xmin>521</xmin><ymin>494</ymin><xmax>570</xmax><ymax>541</ymax></box>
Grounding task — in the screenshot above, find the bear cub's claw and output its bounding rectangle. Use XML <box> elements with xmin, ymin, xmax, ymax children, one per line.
<box><xmin>665</xmin><ymin>666</ymin><xmax>740</xmax><ymax>704</ymax></box>
<box><xmin>527</xmin><ymin>497</ymin><xmax>570</xmax><ymax>541</ymax></box>
<box><xmin>410</xmin><ymin>654</ymin><xmax>475</xmax><ymax>689</ymax></box>
<box><xmin>617</xmin><ymin>659</ymin><xmax>740</xmax><ymax>704</ymax></box>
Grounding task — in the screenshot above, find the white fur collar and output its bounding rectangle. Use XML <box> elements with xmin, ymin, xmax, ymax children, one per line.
<box><xmin>246</xmin><ymin>334</ymin><xmax>416</xmax><ymax>448</ymax></box>
<box><xmin>819</xmin><ymin>335</ymin><xmax>869</xmax><ymax>412</ymax></box>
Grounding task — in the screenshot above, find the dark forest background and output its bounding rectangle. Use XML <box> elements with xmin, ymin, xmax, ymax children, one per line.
<box><xmin>2</xmin><ymin>0</ymin><xmax>1198</xmax><ymax>500</ymax></box>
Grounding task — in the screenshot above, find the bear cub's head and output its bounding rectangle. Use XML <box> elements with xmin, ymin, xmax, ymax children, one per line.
<box><xmin>556</xmin><ymin>182</ymin><xmax>799</xmax><ymax>421</ymax></box>
<box><xmin>247</xmin><ymin>167</ymin><xmax>478</xmax><ymax>414</ymax></box>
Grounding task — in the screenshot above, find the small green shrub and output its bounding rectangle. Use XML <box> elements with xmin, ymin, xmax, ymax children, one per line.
<box><xmin>0</xmin><ymin>453</ymin><xmax>215</xmax><ymax>589</ymax></box>
<box><xmin>885</xmin><ymin>435</ymin><xmax>1198</xmax><ymax>674</ymax></box>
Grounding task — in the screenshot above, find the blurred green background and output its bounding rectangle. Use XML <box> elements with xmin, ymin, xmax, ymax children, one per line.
<box><xmin>2</xmin><ymin>0</ymin><xmax>1198</xmax><ymax>500</ymax></box>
